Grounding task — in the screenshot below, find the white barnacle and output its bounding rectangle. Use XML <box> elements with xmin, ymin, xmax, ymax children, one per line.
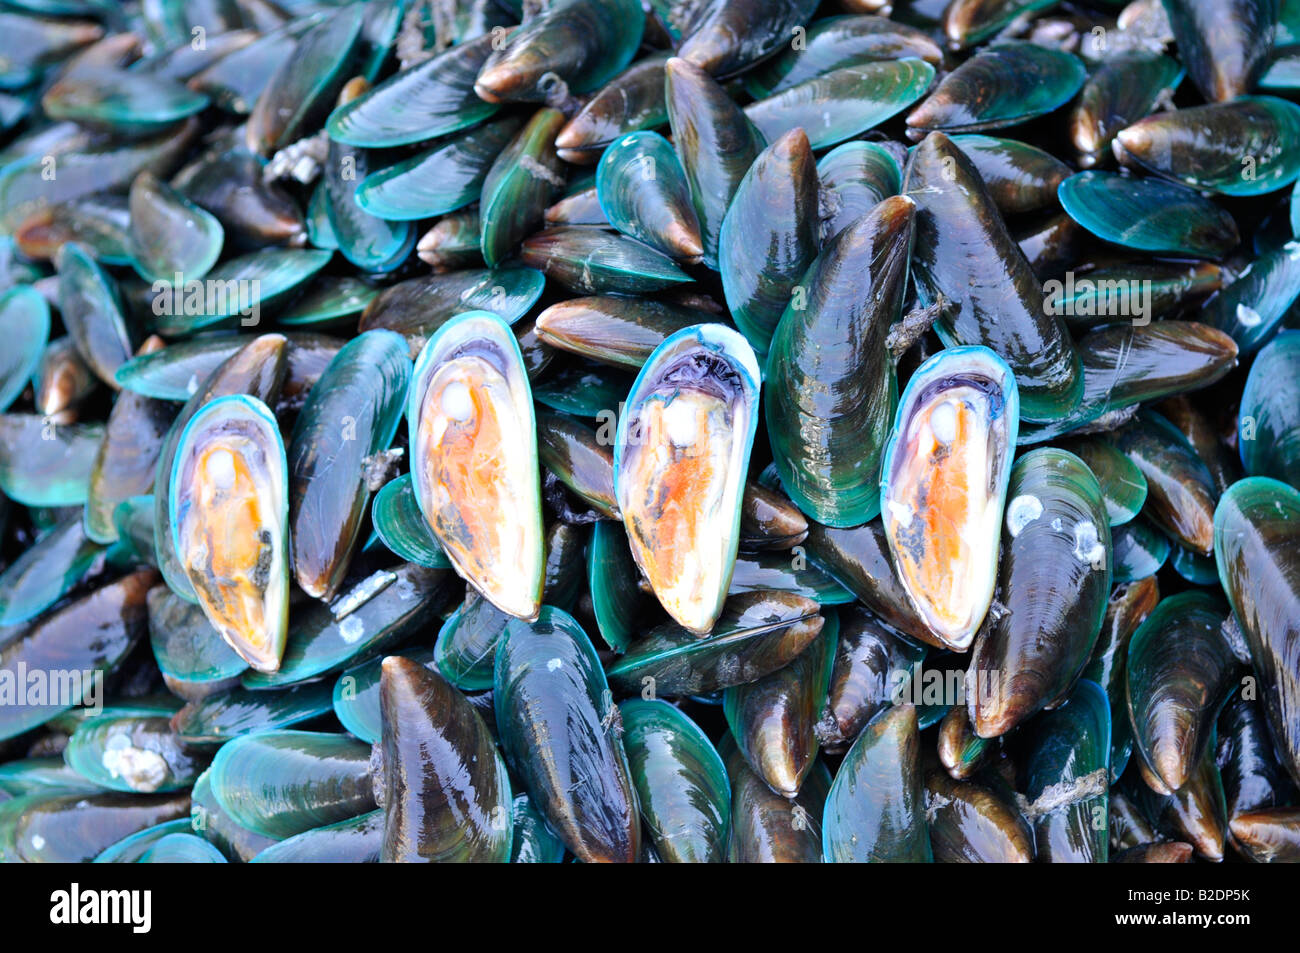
<box><xmin>1005</xmin><ymin>495</ymin><xmax>1043</xmax><ymax>538</ymax></box>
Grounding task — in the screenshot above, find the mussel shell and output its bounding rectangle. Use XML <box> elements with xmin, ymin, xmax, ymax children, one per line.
<box><xmin>1111</xmin><ymin>518</ymin><xmax>1172</xmax><ymax>582</ymax></box>
<box><xmin>1109</xmin><ymin>409</ymin><xmax>1219</xmax><ymax>555</ymax></box>
<box><xmin>1</xmin><ymin>791</ymin><xmax>189</xmax><ymax>863</ymax></box>
<box><xmin>168</xmin><ymin>394</ymin><xmax>289</xmax><ymax>673</ymax></box>
<box><xmin>493</xmin><ymin>607</ymin><xmax>640</xmax><ymax>863</ymax></box>
<box><xmin>906</xmin><ymin>42</ymin><xmax>1085</xmax><ymax>134</ymax></box>
<box><xmin>1229</xmin><ymin>807</ymin><xmax>1300</xmax><ymax>862</ymax></box>
<box><xmin>744</xmin><ymin>59</ymin><xmax>935</xmax><ymax>151</ymax></box>
<box><xmin>434</xmin><ymin>592</ymin><xmax>511</xmax><ymax>691</ymax></box>
<box><xmin>288</xmin><ymin>330</ymin><xmax>410</xmax><ymax>600</ymax></box>
<box><xmin>815</xmin><ymin>139</ymin><xmax>902</xmax><ymax>242</ymax></box>
<box><xmin>664</xmin><ymin>56</ymin><xmax>766</xmax><ymax>267</ymax></box>
<box><xmin>355</xmin><ymin>116</ymin><xmax>522</xmax><ymax>223</ymax></box>
<box><xmin>407</xmin><ymin>311</ymin><xmax>544</xmax><ymax>620</ymax></box>
<box><xmin>242</xmin><ymin>562</ymin><xmax>455</xmax><ymax>690</ymax></box>
<box><xmin>614</xmin><ymin>324</ymin><xmax>760</xmax><ymax>634</ymax></box>
<box><xmin>56</xmin><ymin>240</ymin><xmax>132</xmax><ymax>389</ymax></box>
<box><xmin>969</xmin><ymin>448</ymin><xmax>1111</xmax><ymax>738</ymax></box>
<box><xmin>1161</xmin><ymin>0</ymin><xmax>1275</xmax><ymax>101</ymax></box>
<box><xmin>1069</xmin><ymin>51</ymin><xmax>1183</xmax><ymax>168</ymax></box>
<box><xmin>606</xmin><ymin>591</ymin><xmax>824</xmax><ymax>696</ymax></box>
<box><xmin>1214</xmin><ymin>477</ymin><xmax>1300</xmax><ymax>787</ymax></box>
<box><xmin>766</xmin><ymin>194</ymin><xmax>912</xmax><ymax>526</ymax></box>
<box><xmin>250</xmin><ymin>809</ymin><xmax>384</xmax><ymax>863</ymax></box>
<box><xmin>147</xmin><ymin>585</ymin><xmax>247</xmax><ymax>689</ymax></box>
<box><xmin>0</xmin><ymin>516</ymin><xmax>104</xmax><ymax>626</ymax></box>
<box><xmin>64</xmin><ymin>713</ymin><xmax>206</xmax><ymax>792</ymax></box>
<box><xmin>724</xmin><ymin>612</ymin><xmax>836</xmax><ymax>798</ymax></box>
<box><xmin>904</xmin><ymin>132</ymin><xmax>1082</xmax><ymax>422</ymax></box>
<box><xmin>818</xmin><ymin>603</ymin><xmax>926</xmax><ymax>750</ymax></box>
<box><xmin>479</xmin><ymin>107</ymin><xmax>566</xmax><ymax>268</ymax></box>
<box><xmin>128</xmin><ymin>170</ymin><xmax>223</xmax><ymax>283</ymax></box>
<box><xmin>1127</xmin><ymin>591</ymin><xmax>1236</xmax><ymax>793</ymax></box>
<box><xmin>620</xmin><ymin>699</ymin><xmax>729</xmax><ymax>863</ymax></box>
<box><xmin>1059</xmin><ymin>436</ymin><xmax>1149</xmax><ymax>527</ymax></box>
<box><xmin>822</xmin><ymin>703</ymin><xmax>931</xmax><ymax>862</ymax></box>
<box><xmin>879</xmin><ymin>346</ymin><xmax>1019</xmax><ymax>651</ymax></box>
<box><xmin>473</xmin><ymin>0</ymin><xmax>644</xmax><ymax>103</ymax></box>
<box><xmin>0</xmin><ymin>569</ymin><xmax>156</xmax><ymax>741</ymax></box>
<box><xmin>554</xmin><ymin>52</ymin><xmax>670</xmax><ymax>161</ymax></box>
<box><xmin>1023</xmin><ymin>679</ymin><xmax>1110</xmax><ymax>862</ymax></box>
<box><xmin>596</xmin><ymin>131</ymin><xmax>702</xmax><ymax>262</ymax></box>
<box><xmin>379</xmin><ymin>656</ymin><xmax>512</xmax><ymax>862</ymax></box>
<box><xmin>520</xmin><ymin>227</ymin><xmax>691</xmax><ymax>296</ymax></box>
<box><xmin>172</xmin><ymin>681</ymin><xmax>335</xmax><ymax>747</ymax></box>
<box><xmin>533</xmin><ymin>296</ymin><xmax>703</xmax><ymax>370</ymax></box>
<box><xmin>1057</xmin><ymin>171</ymin><xmax>1240</xmax><ymax>259</ymax></box>
<box><xmin>948</xmin><ymin>134</ymin><xmax>1072</xmax><ymax>216</ymax></box>
<box><xmin>925</xmin><ymin>766</ymin><xmax>1033</xmax><ymax>861</ymax></box>
<box><xmin>1205</xmin><ymin>240</ymin><xmax>1300</xmax><ymax>360</ymax></box>
<box><xmin>326</xmin><ymin>33</ymin><xmax>499</xmax><ymax>147</ymax></box>
<box><xmin>510</xmin><ymin>793</ymin><xmax>567</xmax><ymax>863</ymax></box>
<box><xmin>0</xmin><ymin>285</ymin><xmax>49</xmax><ymax>412</ymax></box>
<box><xmin>1239</xmin><ymin>331</ymin><xmax>1300</xmax><ymax>489</ymax></box>
<box><xmin>724</xmin><ymin>737</ymin><xmax>829</xmax><ymax>863</ymax></box>
<box><xmin>208</xmin><ymin>729</ymin><xmax>375</xmax><ymax>839</ymax></box>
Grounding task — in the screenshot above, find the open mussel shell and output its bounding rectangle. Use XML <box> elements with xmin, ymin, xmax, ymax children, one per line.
<box><xmin>153</xmin><ymin>333</ymin><xmax>291</xmax><ymax>605</ymax></box>
<box><xmin>724</xmin><ymin>612</ymin><xmax>837</xmax><ymax>799</ymax></box>
<box><xmin>288</xmin><ymin>329</ymin><xmax>410</xmax><ymax>600</ymax></box>
<box><xmin>1024</xmin><ymin>679</ymin><xmax>1111</xmax><ymax>862</ymax></box>
<box><xmin>1058</xmin><ymin>171</ymin><xmax>1240</xmax><ymax>260</ymax></box>
<box><xmin>767</xmin><ymin>194</ymin><xmax>912</xmax><ymax>527</ymax></box>
<box><xmin>906</xmin><ymin>41</ymin><xmax>1085</xmax><ymax>135</ymax></box>
<box><xmin>904</xmin><ymin>132</ymin><xmax>1082</xmax><ymax>423</ymax></box>
<box><xmin>407</xmin><ymin>311</ymin><xmax>543</xmax><ymax>621</ymax></box>
<box><xmin>880</xmin><ymin>346</ymin><xmax>1018</xmax><ymax>652</ymax></box>
<box><xmin>0</xmin><ymin>285</ymin><xmax>49</xmax><ymax>412</ymax></box>
<box><xmin>0</xmin><ymin>568</ymin><xmax>156</xmax><ymax>742</ymax></box>
<box><xmin>378</xmin><ymin>656</ymin><xmax>512</xmax><ymax>863</ymax></box>
<box><xmin>620</xmin><ymin>699</ymin><xmax>729</xmax><ymax>863</ymax></box>
<box><xmin>168</xmin><ymin>394</ymin><xmax>289</xmax><ymax>674</ymax></box>
<box><xmin>473</xmin><ymin>0</ymin><xmax>644</xmax><ymax>104</ymax></box>
<box><xmin>1126</xmin><ymin>591</ymin><xmax>1236</xmax><ymax>794</ymax></box>
<box><xmin>1215</xmin><ymin>477</ymin><xmax>1300</xmax><ymax>787</ymax></box>
<box><xmin>1239</xmin><ymin>331</ymin><xmax>1300</xmax><ymax>488</ymax></box>
<box><xmin>614</xmin><ymin>324</ymin><xmax>760</xmax><ymax>634</ymax></box>
<box><xmin>606</xmin><ymin>591</ymin><xmax>824</xmax><ymax>697</ymax></box>
<box><xmin>822</xmin><ymin>703</ymin><xmax>931</xmax><ymax>862</ymax></box>
<box><xmin>208</xmin><ymin>729</ymin><xmax>375</xmax><ymax>840</ymax></box>
<box><xmin>969</xmin><ymin>448</ymin><xmax>1111</xmax><ymax>738</ymax></box>
<box><xmin>493</xmin><ymin>607</ymin><xmax>640</xmax><ymax>863</ymax></box>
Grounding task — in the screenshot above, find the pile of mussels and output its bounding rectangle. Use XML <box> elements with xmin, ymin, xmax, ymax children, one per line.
<box><xmin>0</xmin><ymin>0</ymin><xmax>1298</xmax><ymax>865</ymax></box>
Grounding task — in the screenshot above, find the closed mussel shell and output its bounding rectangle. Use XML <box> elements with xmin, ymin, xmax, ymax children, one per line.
<box><xmin>725</xmin><ymin>736</ymin><xmax>829</xmax><ymax>862</ymax></box>
<box><xmin>493</xmin><ymin>607</ymin><xmax>640</xmax><ymax>863</ymax></box>
<box><xmin>620</xmin><ymin>699</ymin><xmax>729</xmax><ymax>862</ymax></box>
<box><xmin>822</xmin><ymin>703</ymin><xmax>931</xmax><ymax>862</ymax></box>
<box><xmin>208</xmin><ymin>729</ymin><xmax>376</xmax><ymax>839</ymax></box>
<box><xmin>924</xmin><ymin>765</ymin><xmax>1033</xmax><ymax>862</ymax></box>
<box><xmin>64</xmin><ymin>713</ymin><xmax>206</xmax><ymax>793</ymax></box>
<box><xmin>1214</xmin><ymin>477</ymin><xmax>1300</xmax><ymax>787</ymax></box>
<box><xmin>379</xmin><ymin>656</ymin><xmax>512</xmax><ymax>862</ymax></box>
<box><xmin>1127</xmin><ymin>592</ymin><xmax>1237</xmax><ymax>794</ymax></box>
<box><xmin>969</xmin><ymin>448</ymin><xmax>1111</xmax><ymax>738</ymax></box>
